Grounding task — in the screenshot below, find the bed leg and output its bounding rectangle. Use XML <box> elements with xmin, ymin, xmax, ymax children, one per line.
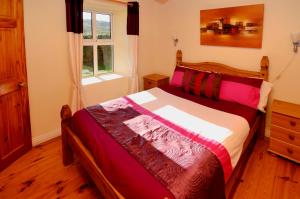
<box><xmin>62</xmin><ymin>128</ymin><xmax>74</xmax><ymax>165</ymax></box>
<box><xmin>61</xmin><ymin>105</ymin><xmax>74</xmax><ymax>166</ymax></box>
<box><xmin>258</xmin><ymin>114</ymin><xmax>266</xmax><ymax>139</ymax></box>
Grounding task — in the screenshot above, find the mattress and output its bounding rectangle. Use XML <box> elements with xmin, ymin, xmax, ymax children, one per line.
<box><xmin>72</xmin><ymin>87</ymin><xmax>258</xmax><ymax>199</ymax></box>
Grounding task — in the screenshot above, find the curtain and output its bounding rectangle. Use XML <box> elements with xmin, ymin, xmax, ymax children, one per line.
<box><xmin>127</xmin><ymin>2</ymin><xmax>139</xmax><ymax>94</ymax></box>
<box><xmin>65</xmin><ymin>0</ymin><xmax>84</xmax><ymax>111</ymax></box>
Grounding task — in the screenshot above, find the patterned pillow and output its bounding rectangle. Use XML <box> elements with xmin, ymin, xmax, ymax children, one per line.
<box><xmin>203</xmin><ymin>73</ymin><xmax>222</xmax><ymax>100</ymax></box>
<box><xmin>183</xmin><ymin>70</ymin><xmax>222</xmax><ymax>100</ymax></box>
<box><xmin>182</xmin><ymin>69</ymin><xmax>196</xmax><ymax>92</ymax></box>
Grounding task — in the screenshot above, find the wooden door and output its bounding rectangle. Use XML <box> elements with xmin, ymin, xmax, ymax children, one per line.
<box><xmin>0</xmin><ymin>0</ymin><xmax>32</xmax><ymax>171</ymax></box>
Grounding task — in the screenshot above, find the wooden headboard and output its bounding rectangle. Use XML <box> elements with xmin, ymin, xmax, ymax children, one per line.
<box><xmin>176</xmin><ymin>50</ymin><xmax>269</xmax><ymax>81</ymax></box>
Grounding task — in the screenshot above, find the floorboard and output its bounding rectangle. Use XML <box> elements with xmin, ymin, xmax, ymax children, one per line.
<box><xmin>0</xmin><ymin>138</ymin><xmax>102</xmax><ymax>199</ymax></box>
<box><xmin>0</xmin><ymin>137</ymin><xmax>299</xmax><ymax>199</ymax></box>
<box><xmin>233</xmin><ymin>138</ymin><xmax>300</xmax><ymax>199</ymax></box>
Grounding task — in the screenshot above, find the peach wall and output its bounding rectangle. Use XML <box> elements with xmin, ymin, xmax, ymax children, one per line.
<box><xmin>137</xmin><ymin>0</ymin><xmax>164</xmax><ymax>85</ymax></box>
<box><xmin>24</xmin><ymin>0</ymin><xmax>71</xmax><ymax>145</ymax></box>
<box><xmin>148</xmin><ymin>0</ymin><xmax>300</xmax><ymax>136</ymax></box>
<box><xmin>24</xmin><ymin>0</ymin><xmax>130</xmax><ymax>145</ymax></box>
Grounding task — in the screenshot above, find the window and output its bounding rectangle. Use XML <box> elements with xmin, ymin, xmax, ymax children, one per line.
<box><xmin>83</xmin><ymin>11</ymin><xmax>114</xmax><ymax>78</ymax></box>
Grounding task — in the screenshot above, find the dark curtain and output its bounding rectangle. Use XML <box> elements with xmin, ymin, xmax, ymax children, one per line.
<box><xmin>127</xmin><ymin>2</ymin><xmax>139</xmax><ymax>35</ymax></box>
<box><xmin>65</xmin><ymin>0</ymin><xmax>83</xmax><ymax>33</ymax></box>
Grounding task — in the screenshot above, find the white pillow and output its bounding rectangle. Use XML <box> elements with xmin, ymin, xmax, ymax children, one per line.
<box><xmin>257</xmin><ymin>81</ymin><xmax>273</xmax><ymax>112</ymax></box>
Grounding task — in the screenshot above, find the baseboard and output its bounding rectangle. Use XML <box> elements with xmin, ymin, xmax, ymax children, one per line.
<box><xmin>32</xmin><ymin>128</ymin><xmax>61</xmax><ymax>146</ymax></box>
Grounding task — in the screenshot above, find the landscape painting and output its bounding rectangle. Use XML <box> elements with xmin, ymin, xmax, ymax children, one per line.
<box><xmin>200</xmin><ymin>4</ymin><xmax>264</xmax><ymax>48</ymax></box>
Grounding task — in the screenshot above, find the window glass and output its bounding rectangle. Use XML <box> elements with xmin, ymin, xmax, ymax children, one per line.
<box><xmin>83</xmin><ymin>12</ymin><xmax>92</xmax><ymax>39</ymax></box>
<box><xmin>97</xmin><ymin>45</ymin><xmax>113</xmax><ymax>72</ymax></box>
<box><xmin>96</xmin><ymin>13</ymin><xmax>111</xmax><ymax>39</ymax></box>
<box><xmin>83</xmin><ymin>46</ymin><xmax>94</xmax><ymax>77</ymax></box>
<box><xmin>82</xmin><ymin>11</ymin><xmax>114</xmax><ymax>78</ymax></box>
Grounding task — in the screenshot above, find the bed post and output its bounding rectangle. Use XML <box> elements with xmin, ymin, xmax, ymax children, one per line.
<box><xmin>260</xmin><ymin>56</ymin><xmax>270</xmax><ymax>139</ymax></box>
<box><xmin>260</xmin><ymin>56</ymin><xmax>269</xmax><ymax>81</ymax></box>
<box><xmin>60</xmin><ymin>105</ymin><xmax>74</xmax><ymax>166</ymax></box>
<box><xmin>176</xmin><ymin>50</ymin><xmax>182</xmax><ymax>66</ymax></box>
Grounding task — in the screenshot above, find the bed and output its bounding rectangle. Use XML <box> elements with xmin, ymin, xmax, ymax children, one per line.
<box><xmin>60</xmin><ymin>50</ymin><xmax>269</xmax><ymax>199</ymax></box>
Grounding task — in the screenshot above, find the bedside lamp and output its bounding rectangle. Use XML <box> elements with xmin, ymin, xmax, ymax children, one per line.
<box><xmin>291</xmin><ymin>32</ymin><xmax>300</xmax><ymax>53</ymax></box>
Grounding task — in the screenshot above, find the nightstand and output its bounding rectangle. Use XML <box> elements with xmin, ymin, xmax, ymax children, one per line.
<box><xmin>143</xmin><ymin>74</ymin><xmax>169</xmax><ymax>90</ymax></box>
<box><xmin>269</xmin><ymin>99</ymin><xmax>300</xmax><ymax>163</ymax></box>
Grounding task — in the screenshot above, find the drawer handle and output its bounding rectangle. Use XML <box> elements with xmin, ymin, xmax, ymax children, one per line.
<box><xmin>288</xmin><ymin>135</ymin><xmax>295</xmax><ymax>141</ymax></box>
<box><xmin>290</xmin><ymin>121</ymin><xmax>296</xmax><ymax>127</ymax></box>
<box><xmin>287</xmin><ymin>148</ymin><xmax>293</xmax><ymax>154</ymax></box>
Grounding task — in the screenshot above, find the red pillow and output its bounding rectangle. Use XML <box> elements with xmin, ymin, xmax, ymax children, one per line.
<box><xmin>183</xmin><ymin>70</ymin><xmax>222</xmax><ymax>100</ymax></box>
<box><xmin>182</xmin><ymin>69</ymin><xmax>196</xmax><ymax>92</ymax></box>
<box><xmin>203</xmin><ymin>73</ymin><xmax>222</xmax><ymax>99</ymax></box>
<box><xmin>222</xmin><ymin>74</ymin><xmax>263</xmax><ymax>88</ymax></box>
<box><xmin>219</xmin><ymin>75</ymin><xmax>263</xmax><ymax>109</ymax></box>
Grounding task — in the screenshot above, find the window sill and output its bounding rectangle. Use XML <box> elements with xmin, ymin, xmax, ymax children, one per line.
<box><xmin>82</xmin><ymin>73</ymin><xmax>125</xmax><ymax>86</ymax></box>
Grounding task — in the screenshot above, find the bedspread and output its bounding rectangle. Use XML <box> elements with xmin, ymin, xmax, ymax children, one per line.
<box><xmin>86</xmin><ymin>97</ymin><xmax>226</xmax><ymax>199</ymax></box>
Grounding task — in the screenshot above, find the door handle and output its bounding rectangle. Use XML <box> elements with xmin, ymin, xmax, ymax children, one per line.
<box><xmin>18</xmin><ymin>82</ymin><xmax>27</xmax><ymax>88</ymax></box>
<box><xmin>0</xmin><ymin>80</ymin><xmax>26</xmax><ymax>97</ymax></box>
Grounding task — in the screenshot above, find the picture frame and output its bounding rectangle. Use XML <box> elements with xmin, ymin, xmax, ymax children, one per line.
<box><xmin>200</xmin><ymin>4</ymin><xmax>264</xmax><ymax>48</ymax></box>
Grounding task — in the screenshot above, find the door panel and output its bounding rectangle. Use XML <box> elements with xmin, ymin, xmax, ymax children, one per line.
<box><xmin>0</xmin><ymin>0</ymin><xmax>15</xmax><ymax>17</ymax></box>
<box><xmin>1</xmin><ymin>91</ymin><xmax>25</xmax><ymax>158</ymax></box>
<box><xmin>0</xmin><ymin>0</ymin><xmax>31</xmax><ymax>171</ymax></box>
<box><xmin>0</xmin><ymin>30</ymin><xmax>17</xmax><ymax>80</ymax></box>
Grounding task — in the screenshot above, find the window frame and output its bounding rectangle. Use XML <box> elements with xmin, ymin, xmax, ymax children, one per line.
<box><xmin>83</xmin><ymin>10</ymin><xmax>114</xmax><ymax>77</ymax></box>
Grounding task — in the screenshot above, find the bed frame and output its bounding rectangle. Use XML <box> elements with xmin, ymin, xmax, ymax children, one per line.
<box><xmin>61</xmin><ymin>50</ymin><xmax>269</xmax><ymax>199</ymax></box>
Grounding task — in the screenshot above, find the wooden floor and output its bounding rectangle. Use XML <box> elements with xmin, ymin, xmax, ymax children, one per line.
<box><xmin>0</xmin><ymin>138</ymin><xmax>103</xmax><ymax>199</ymax></box>
<box><xmin>234</xmin><ymin>138</ymin><xmax>300</xmax><ymax>199</ymax></box>
<box><xmin>0</xmin><ymin>137</ymin><xmax>299</xmax><ymax>199</ymax></box>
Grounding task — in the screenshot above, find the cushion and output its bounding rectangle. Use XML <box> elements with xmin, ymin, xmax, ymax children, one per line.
<box><xmin>183</xmin><ymin>70</ymin><xmax>222</xmax><ymax>100</ymax></box>
<box><xmin>203</xmin><ymin>73</ymin><xmax>222</xmax><ymax>99</ymax></box>
<box><xmin>192</xmin><ymin>72</ymin><xmax>206</xmax><ymax>95</ymax></box>
<box><xmin>182</xmin><ymin>69</ymin><xmax>196</xmax><ymax>92</ymax></box>
<box><xmin>257</xmin><ymin>81</ymin><xmax>273</xmax><ymax>112</ymax></box>
<box><xmin>219</xmin><ymin>81</ymin><xmax>261</xmax><ymax>109</ymax></box>
<box><xmin>170</xmin><ymin>70</ymin><xmax>184</xmax><ymax>87</ymax></box>
<box><xmin>222</xmin><ymin>74</ymin><xmax>263</xmax><ymax>88</ymax></box>
<box><xmin>170</xmin><ymin>66</ymin><xmax>186</xmax><ymax>87</ymax></box>
<box><xmin>219</xmin><ymin>75</ymin><xmax>263</xmax><ymax>109</ymax></box>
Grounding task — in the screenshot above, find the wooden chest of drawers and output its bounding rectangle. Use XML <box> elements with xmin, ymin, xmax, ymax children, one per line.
<box><xmin>143</xmin><ymin>74</ymin><xmax>169</xmax><ymax>90</ymax></box>
<box><xmin>269</xmin><ymin>99</ymin><xmax>300</xmax><ymax>163</ymax></box>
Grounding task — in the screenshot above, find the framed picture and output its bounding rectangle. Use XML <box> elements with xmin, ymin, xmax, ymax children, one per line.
<box><xmin>200</xmin><ymin>4</ymin><xmax>264</xmax><ymax>48</ymax></box>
